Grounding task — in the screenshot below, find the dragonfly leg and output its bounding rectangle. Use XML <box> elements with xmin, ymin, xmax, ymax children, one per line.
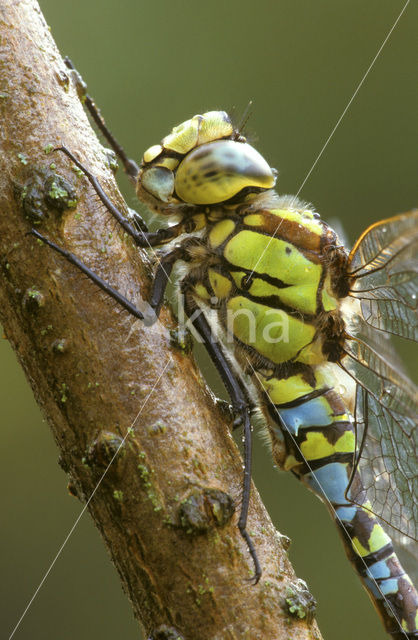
<box><xmin>182</xmin><ymin>287</ymin><xmax>261</xmax><ymax>583</ymax></box>
<box><xmin>54</xmin><ymin>146</ymin><xmax>147</xmax><ymax>247</ymax></box>
<box><xmin>64</xmin><ymin>57</ymin><xmax>139</xmax><ymax>180</ymax></box>
<box><xmin>29</xmin><ymin>229</ymin><xmax>147</xmax><ymax>321</ymax></box>
<box><xmin>148</xmin><ymin>245</ymin><xmax>193</xmax><ymax>316</ymax></box>
<box><xmin>54</xmin><ymin>146</ymin><xmax>191</xmax><ymax>250</ymax></box>
<box><xmin>28</xmin><ymin>231</ymin><xmax>198</xmax><ymax>326</ymax></box>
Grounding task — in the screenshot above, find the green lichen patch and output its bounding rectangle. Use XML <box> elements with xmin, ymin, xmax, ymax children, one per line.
<box><xmin>16</xmin><ymin>168</ymin><xmax>78</xmax><ymax>222</ymax></box>
<box><xmin>22</xmin><ymin>286</ymin><xmax>45</xmax><ymax>312</ymax></box>
<box><xmin>86</xmin><ymin>381</ymin><xmax>100</xmax><ymax>390</ymax></box>
<box><xmin>44</xmin><ymin>174</ymin><xmax>77</xmax><ymax>211</ymax></box>
<box><xmin>17</xmin><ymin>152</ymin><xmax>28</xmax><ymax>165</ymax></box>
<box><xmin>137</xmin><ymin>455</ymin><xmax>163</xmax><ymax>512</ymax></box>
<box><xmin>103</xmin><ymin>148</ymin><xmax>119</xmax><ymax>173</ymax></box>
<box><xmin>40</xmin><ymin>324</ymin><xmax>53</xmax><ymax>336</ymax></box>
<box><xmin>196</xmin><ymin>576</ymin><xmax>215</xmax><ymax>600</ymax></box>
<box><xmin>284</xmin><ymin>580</ymin><xmax>316</xmax><ymax>622</ymax></box>
<box><xmin>178</xmin><ymin>488</ymin><xmax>235</xmax><ymax>535</ymax></box>
<box><xmin>59</xmin><ymin>382</ymin><xmax>69</xmax><ymax>403</ymax></box>
<box><xmin>16</xmin><ymin>177</ymin><xmax>44</xmax><ymax>222</ymax></box>
<box><xmin>71</xmin><ymin>163</ymin><xmax>84</xmax><ymax>178</ymax></box>
<box><xmin>52</xmin><ymin>338</ymin><xmax>68</xmax><ymax>354</ymax></box>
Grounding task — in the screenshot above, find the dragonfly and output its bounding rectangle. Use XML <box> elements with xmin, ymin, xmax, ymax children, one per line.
<box><xmin>31</xmin><ymin>63</ymin><xmax>418</xmax><ymax>638</ymax></box>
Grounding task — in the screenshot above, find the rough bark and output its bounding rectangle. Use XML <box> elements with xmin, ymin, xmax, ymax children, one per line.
<box><xmin>0</xmin><ymin>2</ymin><xmax>323</xmax><ymax>639</ymax></box>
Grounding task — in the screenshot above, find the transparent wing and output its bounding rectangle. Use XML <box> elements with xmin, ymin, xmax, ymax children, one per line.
<box><xmin>347</xmin><ymin>210</ymin><xmax>418</xmax><ymax>341</ymax></box>
<box><xmin>343</xmin><ymin>314</ymin><xmax>416</xmax><ymax>419</ymax></box>
<box><xmin>345</xmin><ymin>376</ymin><xmax>417</xmax><ymax>541</ymax></box>
<box><xmin>393</xmin><ymin>536</ymin><xmax>418</xmax><ymax>588</ymax></box>
<box><xmin>339</xmin><ymin>211</ymin><xmax>418</xmax><ymax>548</ymax></box>
<box><xmin>348</xmin><ymin>379</ymin><xmax>418</xmax><ymax>583</ymax></box>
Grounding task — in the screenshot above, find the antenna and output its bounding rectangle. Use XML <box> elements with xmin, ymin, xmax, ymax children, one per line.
<box><xmin>237</xmin><ymin>100</ymin><xmax>254</xmax><ymax>135</ymax></box>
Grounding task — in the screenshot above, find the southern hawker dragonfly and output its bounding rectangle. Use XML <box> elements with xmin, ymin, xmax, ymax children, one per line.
<box><xmin>31</xmin><ymin>100</ymin><xmax>417</xmax><ymax>639</ymax></box>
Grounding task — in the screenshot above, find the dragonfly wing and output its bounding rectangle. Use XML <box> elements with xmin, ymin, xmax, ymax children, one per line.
<box><xmin>348</xmin><ymin>210</ymin><xmax>418</xmax><ymax>341</ymax></box>
<box><xmin>349</xmin><ymin>380</ymin><xmax>418</xmax><ymax>585</ymax></box>
<box><xmin>340</xmin><ymin>210</ymin><xmax>417</xmax><ymax>544</ymax></box>
<box><xmin>346</xmin><ymin>378</ymin><xmax>417</xmax><ymax>541</ymax></box>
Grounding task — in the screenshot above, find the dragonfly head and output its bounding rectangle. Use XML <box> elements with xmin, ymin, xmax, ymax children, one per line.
<box><xmin>137</xmin><ymin>111</ymin><xmax>276</xmax><ymax>214</ymax></box>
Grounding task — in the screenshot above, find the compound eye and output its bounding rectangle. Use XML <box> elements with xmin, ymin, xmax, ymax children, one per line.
<box><xmin>174</xmin><ymin>140</ymin><xmax>276</xmax><ymax>205</ymax></box>
<box><xmin>141</xmin><ymin>166</ymin><xmax>175</xmax><ymax>203</ymax></box>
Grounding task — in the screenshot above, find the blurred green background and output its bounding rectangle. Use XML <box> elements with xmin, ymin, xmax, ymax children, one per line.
<box><xmin>2</xmin><ymin>1</ymin><xmax>417</xmax><ymax>639</ymax></box>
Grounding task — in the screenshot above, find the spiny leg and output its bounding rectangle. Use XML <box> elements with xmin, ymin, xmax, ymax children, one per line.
<box><xmin>55</xmin><ymin>146</ymin><xmax>146</xmax><ymax>246</ymax></box>
<box><xmin>182</xmin><ymin>289</ymin><xmax>261</xmax><ymax>583</ymax></box>
<box><xmin>149</xmin><ymin>245</ymin><xmax>190</xmax><ymax>316</ymax></box>
<box><xmin>55</xmin><ymin>146</ymin><xmax>188</xmax><ymax>249</ymax></box>
<box><xmin>64</xmin><ymin>57</ymin><xmax>139</xmax><ymax>180</ymax></box>
<box><xmin>30</xmin><ymin>230</ymin><xmax>147</xmax><ymax>321</ymax></box>
<box><xmin>29</xmin><ymin>228</ymin><xmax>190</xmax><ymax>325</ymax></box>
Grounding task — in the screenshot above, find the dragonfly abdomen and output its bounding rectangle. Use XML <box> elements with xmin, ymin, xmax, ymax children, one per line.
<box><xmin>261</xmin><ymin>368</ymin><xmax>418</xmax><ymax>638</ymax></box>
<box><xmin>337</xmin><ymin>503</ymin><xmax>418</xmax><ymax>639</ymax></box>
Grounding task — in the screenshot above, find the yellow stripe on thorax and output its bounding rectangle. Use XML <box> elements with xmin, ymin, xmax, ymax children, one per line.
<box><xmin>321</xmin><ymin>274</ymin><xmax>338</xmax><ymax>311</ymax></box>
<box><xmin>229</xmin><ymin>271</ymin><xmax>319</xmax><ymax>314</ymax></box>
<box><xmin>209</xmin><ymin>218</ymin><xmax>236</xmax><ymax>249</ymax></box>
<box><xmin>224</xmin><ymin>230</ymin><xmax>322</xmax><ymax>287</ymax></box>
<box><xmin>208</xmin><ymin>269</ymin><xmax>232</xmax><ymax>299</ymax></box>
<box><xmin>226</xmin><ymin>296</ymin><xmax>320</xmax><ymax>364</ymax></box>
<box><xmin>193</xmin><ymin>283</ymin><xmax>211</xmax><ymax>300</ymax></box>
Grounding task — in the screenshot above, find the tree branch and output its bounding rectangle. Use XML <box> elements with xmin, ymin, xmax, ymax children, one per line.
<box><xmin>0</xmin><ymin>1</ymin><xmax>323</xmax><ymax>638</ymax></box>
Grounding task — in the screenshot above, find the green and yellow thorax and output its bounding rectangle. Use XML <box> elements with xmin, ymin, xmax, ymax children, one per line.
<box><xmin>200</xmin><ymin>201</ymin><xmax>350</xmax><ymax>367</ymax></box>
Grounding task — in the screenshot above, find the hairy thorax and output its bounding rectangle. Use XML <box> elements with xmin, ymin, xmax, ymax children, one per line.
<box><xmin>185</xmin><ymin>195</ymin><xmax>350</xmax><ymax>374</ymax></box>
